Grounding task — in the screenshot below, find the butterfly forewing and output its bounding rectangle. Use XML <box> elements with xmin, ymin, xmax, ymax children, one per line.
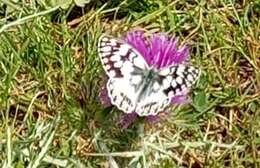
<box><xmin>158</xmin><ymin>65</ymin><xmax>201</xmax><ymax>98</ymax></box>
<box><xmin>135</xmin><ymin>65</ymin><xmax>200</xmax><ymax>116</ymax></box>
<box><xmin>98</xmin><ymin>35</ymin><xmax>148</xmax><ymax>79</ymax></box>
<box><xmin>98</xmin><ymin>35</ymin><xmax>149</xmax><ymax>113</ymax></box>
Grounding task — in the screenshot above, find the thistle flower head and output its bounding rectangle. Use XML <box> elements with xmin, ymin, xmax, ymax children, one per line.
<box><xmin>125</xmin><ymin>31</ymin><xmax>190</xmax><ymax>69</ymax></box>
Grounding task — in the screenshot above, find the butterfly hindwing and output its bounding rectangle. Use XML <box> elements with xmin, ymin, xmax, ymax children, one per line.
<box><xmin>135</xmin><ymin>83</ymin><xmax>170</xmax><ymax>116</ymax></box>
<box><xmin>107</xmin><ymin>79</ymin><xmax>136</xmax><ymax>113</ymax></box>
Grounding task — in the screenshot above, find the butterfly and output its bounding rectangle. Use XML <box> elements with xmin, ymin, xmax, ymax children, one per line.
<box><xmin>98</xmin><ymin>34</ymin><xmax>200</xmax><ymax>116</ymax></box>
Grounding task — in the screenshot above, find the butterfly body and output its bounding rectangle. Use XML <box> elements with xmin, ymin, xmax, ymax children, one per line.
<box><xmin>98</xmin><ymin>34</ymin><xmax>200</xmax><ymax>116</ymax></box>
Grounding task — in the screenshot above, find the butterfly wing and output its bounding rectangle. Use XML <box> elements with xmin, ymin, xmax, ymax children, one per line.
<box><xmin>135</xmin><ymin>64</ymin><xmax>201</xmax><ymax>116</ymax></box>
<box><xmin>158</xmin><ymin>64</ymin><xmax>201</xmax><ymax>97</ymax></box>
<box><xmin>98</xmin><ymin>35</ymin><xmax>149</xmax><ymax>113</ymax></box>
<box><xmin>98</xmin><ymin>34</ymin><xmax>148</xmax><ymax>78</ymax></box>
<box><xmin>135</xmin><ymin>82</ymin><xmax>171</xmax><ymax>116</ymax></box>
<box><xmin>107</xmin><ymin>78</ymin><xmax>138</xmax><ymax>113</ymax></box>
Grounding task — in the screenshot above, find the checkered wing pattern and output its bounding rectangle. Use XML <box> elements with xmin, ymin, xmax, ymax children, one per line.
<box><xmin>98</xmin><ymin>35</ymin><xmax>200</xmax><ymax>116</ymax></box>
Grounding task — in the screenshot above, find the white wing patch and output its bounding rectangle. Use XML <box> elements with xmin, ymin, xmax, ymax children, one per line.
<box><xmin>136</xmin><ymin>90</ymin><xmax>170</xmax><ymax>116</ymax></box>
<box><xmin>107</xmin><ymin>78</ymin><xmax>136</xmax><ymax>113</ymax></box>
<box><xmin>98</xmin><ymin>34</ymin><xmax>201</xmax><ymax>116</ymax></box>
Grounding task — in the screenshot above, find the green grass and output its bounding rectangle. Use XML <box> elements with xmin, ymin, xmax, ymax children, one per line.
<box><xmin>0</xmin><ymin>0</ymin><xmax>259</xmax><ymax>167</ymax></box>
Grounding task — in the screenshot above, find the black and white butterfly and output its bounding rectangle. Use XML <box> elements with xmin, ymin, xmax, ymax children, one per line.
<box><xmin>98</xmin><ymin>34</ymin><xmax>200</xmax><ymax>116</ymax></box>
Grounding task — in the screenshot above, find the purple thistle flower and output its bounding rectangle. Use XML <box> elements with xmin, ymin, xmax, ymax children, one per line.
<box><xmin>99</xmin><ymin>85</ymin><xmax>112</xmax><ymax>107</ymax></box>
<box><xmin>125</xmin><ymin>31</ymin><xmax>190</xmax><ymax>68</ymax></box>
<box><xmin>119</xmin><ymin>112</ymin><xmax>138</xmax><ymax>129</ymax></box>
<box><xmin>99</xmin><ymin>31</ymin><xmax>192</xmax><ymax>128</ymax></box>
